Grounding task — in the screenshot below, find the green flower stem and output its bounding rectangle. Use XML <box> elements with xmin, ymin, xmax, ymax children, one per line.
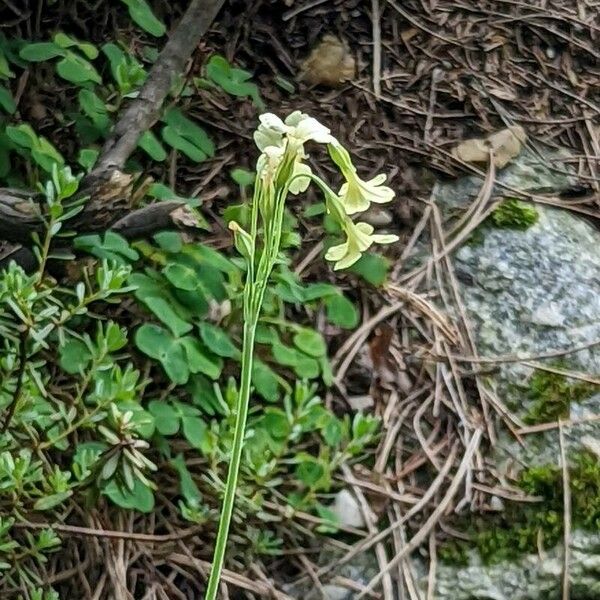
<box><xmin>205</xmin><ymin>316</ymin><xmax>258</xmax><ymax>599</ymax></box>
<box><xmin>206</xmin><ymin>179</ymin><xmax>286</xmax><ymax>598</ymax></box>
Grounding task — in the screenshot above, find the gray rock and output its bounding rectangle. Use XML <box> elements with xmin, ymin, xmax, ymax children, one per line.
<box><xmin>433</xmin><ymin>531</ymin><xmax>600</xmax><ymax>600</ymax></box>
<box><xmin>426</xmin><ymin>149</ymin><xmax>600</xmax><ymax>599</ymax></box>
<box><xmin>331</xmin><ymin>489</ymin><xmax>367</xmax><ymax>529</ymax></box>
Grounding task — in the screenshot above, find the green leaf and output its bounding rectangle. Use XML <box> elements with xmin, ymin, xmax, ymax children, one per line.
<box><xmin>104</xmin><ymin>322</ymin><xmax>128</xmax><ymax>352</ymax></box>
<box><xmin>148</xmin><ymin>400</ymin><xmax>180</xmax><ymax>435</ymax></box>
<box><xmin>6</xmin><ymin>123</ymin><xmax>38</xmax><ymax>148</ymax></box>
<box><xmin>262</xmin><ymin>408</ymin><xmax>291</xmax><ymax>439</ymax></box>
<box><xmin>31</xmin><ymin>137</ymin><xmax>64</xmax><ymax>172</ymax></box>
<box><xmin>348</xmin><ymin>252</ymin><xmax>389</xmax><ymax>286</ymax></box>
<box><xmin>182</xmin><ymin>243</ymin><xmax>238</xmax><ymax>277</ymax></box>
<box><xmin>59</xmin><ymin>338</ymin><xmax>92</xmax><ymax>374</ymax></box>
<box><xmin>274</xmin><ymin>75</ymin><xmax>296</xmax><ymax>94</ymax></box>
<box><xmin>163</xmin><ymin>261</ymin><xmax>198</xmax><ymax>291</ymax></box>
<box><xmin>206</xmin><ymin>54</ymin><xmax>264</xmax><ymax>109</ymax></box>
<box><xmin>119</xmin><ymin>402</ymin><xmax>155</xmax><ymax>438</ymax></box>
<box><xmin>325</xmin><ymin>294</ymin><xmax>359</xmax><ymax>329</ymax></box>
<box><xmin>187</xmin><ymin>374</ymin><xmax>226</xmax><ymax>415</ymax></box>
<box><xmin>181</xmin><ymin>415</ymin><xmax>207</xmax><ymax>450</ymax></box>
<box><xmin>103</xmin><ymin>479</ymin><xmax>154</xmax><ymax>513</ymax></box>
<box><xmin>295</xmin><ymin>458</ymin><xmax>325</xmax><ymax>488</ymax></box>
<box><xmin>142</xmin><ymin>296</ymin><xmax>192</xmax><ymax>336</ymax></box>
<box><xmin>33</xmin><ymin>490</ymin><xmax>72</xmax><ymax>511</ymax></box>
<box><xmin>270</xmin><ymin>341</ymin><xmax>301</xmax><ymax>367</ymax></box>
<box><xmin>74</xmin><ymin>231</ymin><xmax>139</xmax><ymax>263</ymax></box>
<box><xmin>153</xmin><ymin>231</ymin><xmax>182</xmax><ymax>253</ymax></box>
<box><xmin>122</xmin><ymin>0</ymin><xmax>167</xmax><ymax>37</ymax></box>
<box><xmin>78</xmin><ymin>89</ymin><xmax>110</xmax><ymax>130</ymax></box>
<box><xmin>162</xmin><ymin>125</ymin><xmax>206</xmax><ymax>162</ymax></box>
<box><xmin>252</xmin><ymin>360</ymin><xmax>280</xmax><ymax>402</ymax></box>
<box><xmin>19</xmin><ymin>42</ymin><xmax>65</xmax><ymax>62</ymax></box>
<box><xmin>135</xmin><ymin>324</ymin><xmax>189</xmax><ymax>384</ymax></box>
<box><xmin>198</xmin><ymin>322</ymin><xmax>239</xmax><ymax>359</ymax></box>
<box><xmin>102</xmin><ymin>42</ymin><xmax>126</xmax><ymax>80</ymax></box>
<box><xmin>163</xmin><ymin>108</ymin><xmax>214</xmax><ymax>156</ymax></box>
<box><xmin>293</xmin><ymin>328</ymin><xmax>327</xmax><ymax>358</ymax></box>
<box><xmin>271</xmin><ymin>341</ymin><xmax>320</xmax><ymax>379</ymax></box>
<box><xmin>171</xmin><ymin>454</ymin><xmax>201</xmax><ymax>505</ymax></box>
<box><xmin>77</xmin><ymin>148</ymin><xmax>99</xmax><ymax>171</ymax></box>
<box><xmin>294</xmin><ymin>356</ymin><xmax>320</xmax><ymax>379</ymax></box>
<box><xmin>147</xmin><ymin>182</ymin><xmax>197</xmax><ymax>204</ymax></box>
<box><xmin>230</xmin><ymin>167</ymin><xmax>255</xmax><ymax>187</ymax></box>
<box><xmin>0</xmin><ymin>86</ymin><xmax>16</xmax><ymax>114</ymax></box>
<box><xmin>53</xmin><ymin>32</ymin><xmax>98</xmax><ymax>59</ymax></box>
<box><xmin>0</xmin><ymin>51</ymin><xmax>14</xmax><ymax>78</ymax></box>
<box><xmin>302</xmin><ymin>282</ymin><xmax>338</xmax><ymax>301</ymax></box>
<box><xmin>56</xmin><ymin>53</ymin><xmax>102</xmax><ymax>84</ymax></box>
<box><xmin>138</xmin><ymin>129</ymin><xmax>167</xmax><ymax>161</ymax></box>
<box><xmin>180</xmin><ymin>337</ymin><xmax>222</xmax><ymax>380</ymax></box>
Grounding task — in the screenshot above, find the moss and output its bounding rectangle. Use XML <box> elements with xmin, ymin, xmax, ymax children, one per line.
<box><xmin>523</xmin><ymin>369</ymin><xmax>596</xmax><ymax>425</ymax></box>
<box><xmin>490</xmin><ymin>198</ymin><xmax>539</xmax><ymax>230</ymax></box>
<box><xmin>440</xmin><ymin>450</ymin><xmax>600</xmax><ymax>565</ymax></box>
<box><xmin>465</xmin><ymin>227</ymin><xmax>486</xmax><ymax>247</ymax></box>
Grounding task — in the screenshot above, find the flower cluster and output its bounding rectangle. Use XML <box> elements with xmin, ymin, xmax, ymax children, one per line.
<box><xmin>247</xmin><ymin>111</ymin><xmax>398</xmax><ymax>270</ymax></box>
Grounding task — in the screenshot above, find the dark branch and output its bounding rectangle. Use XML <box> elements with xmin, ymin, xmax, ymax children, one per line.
<box><xmin>110</xmin><ymin>201</ymin><xmax>195</xmax><ymax>239</ymax></box>
<box><xmin>93</xmin><ymin>0</ymin><xmax>226</xmax><ymax>173</ymax></box>
<box><xmin>0</xmin><ymin>0</ymin><xmax>226</xmax><ymax>263</ymax></box>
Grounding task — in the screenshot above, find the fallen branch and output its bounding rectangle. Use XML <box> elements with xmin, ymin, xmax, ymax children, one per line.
<box><xmin>0</xmin><ymin>0</ymin><xmax>226</xmax><ymax>254</ymax></box>
<box><xmin>93</xmin><ymin>0</ymin><xmax>226</xmax><ymax>173</ymax></box>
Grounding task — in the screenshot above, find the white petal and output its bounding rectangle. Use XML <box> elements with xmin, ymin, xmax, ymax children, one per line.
<box><xmin>368</xmin><ymin>173</ymin><xmax>387</xmax><ymax>185</ymax></box>
<box><xmin>325</xmin><ymin>241</ymin><xmax>349</xmax><ymax>262</ymax></box>
<box><xmin>295</xmin><ymin>117</ymin><xmax>332</xmax><ymax>143</ymax></box>
<box><xmin>254</xmin><ymin>127</ymin><xmax>283</xmax><ymax>151</ymax></box>
<box><xmin>371</xmin><ymin>233</ymin><xmax>399</xmax><ymax>245</ymax></box>
<box><xmin>355</xmin><ymin>222</ymin><xmax>375</xmax><ymax>235</ymax></box>
<box><xmin>289</xmin><ymin>162</ymin><xmax>312</xmax><ymax>195</ymax></box>
<box><xmin>259</xmin><ymin>113</ymin><xmax>287</xmax><ymax>132</ymax></box>
<box><xmin>284</xmin><ymin>110</ymin><xmax>306</xmax><ymax>127</ymax></box>
<box><xmin>334</xmin><ymin>247</ymin><xmax>362</xmax><ymax>270</ymax></box>
<box><xmin>264</xmin><ymin>145</ymin><xmax>284</xmax><ymax>160</ymax></box>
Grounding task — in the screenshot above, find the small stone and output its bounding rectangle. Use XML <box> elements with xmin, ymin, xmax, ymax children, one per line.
<box><xmin>322</xmin><ymin>584</ymin><xmax>351</xmax><ymax>600</ymax></box>
<box><xmin>490</xmin><ymin>496</ymin><xmax>505</xmax><ymax>511</ymax></box>
<box><xmin>331</xmin><ymin>489</ymin><xmax>366</xmax><ymax>529</ymax></box>
<box><xmin>347</xmin><ymin>395</ymin><xmax>374</xmax><ymax>411</ymax></box>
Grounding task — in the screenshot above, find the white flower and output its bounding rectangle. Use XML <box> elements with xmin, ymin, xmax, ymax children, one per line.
<box><xmin>256</xmin><ymin>144</ymin><xmax>284</xmax><ymax>183</ymax></box>
<box><xmin>285</xmin><ymin>111</ymin><xmax>333</xmax><ymax>145</ymax></box>
<box><xmin>328</xmin><ymin>140</ymin><xmax>395</xmax><ymax>215</ymax></box>
<box><xmin>339</xmin><ymin>173</ymin><xmax>395</xmax><ymax>215</ymax></box>
<box><xmin>325</xmin><ymin>221</ymin><xmax>398</xmax><ymax>270</ymax></box>
<box><xmin>254</xmin><ymin>111</ymin><xmax>333</xmax><ymax>153</ymax></box>
<box><xmin>289</xmin><ymin>161</ymin><xmax>312</xmax><ymax>194</ymax></box>
<box><xmin>254</xmin><ymin>113</ymin><xmax>288</xmax><ymax>151</ymax></box>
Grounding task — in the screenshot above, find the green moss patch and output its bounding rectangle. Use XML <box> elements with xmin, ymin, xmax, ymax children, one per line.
<box><xmin>440</xmin><ymin>451</ymin><xmax>600</xmax><ymax>565</ymax></box>
<box><xmin>524</xmin><ymin>370</ymin><xmax>596</xmax><ymax>425</ymax></box>
<box><xmin>491</xmin><ymin>198</ymin><xmax>539</xmax><ymax>230</ymax></box>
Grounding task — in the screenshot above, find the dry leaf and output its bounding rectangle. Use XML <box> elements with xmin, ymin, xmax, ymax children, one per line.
<box><xmin>171</xmin><ymin>205</ymin><xmax>200</xmax><ymax>228</ymax></box>
<box><xmin>298</xmin><ymin>35</ymin><xmax>355</xmax><ymax>87</ymax></box>
<box><xmin>451</xmin><ymin>125</ymin><xmax>526</xmax><ymax>169</ymax></box>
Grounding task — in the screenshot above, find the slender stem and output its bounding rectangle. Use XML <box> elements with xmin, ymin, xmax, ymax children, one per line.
<box><xmin>206</xmin><ymin>159</ymin><xmax>292</xmax><ymax>597</ymax></box>
<box><xmin>205</xmin><ymin>315</ymin><xmax>258</xmax><ymax>599</ymax></box>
